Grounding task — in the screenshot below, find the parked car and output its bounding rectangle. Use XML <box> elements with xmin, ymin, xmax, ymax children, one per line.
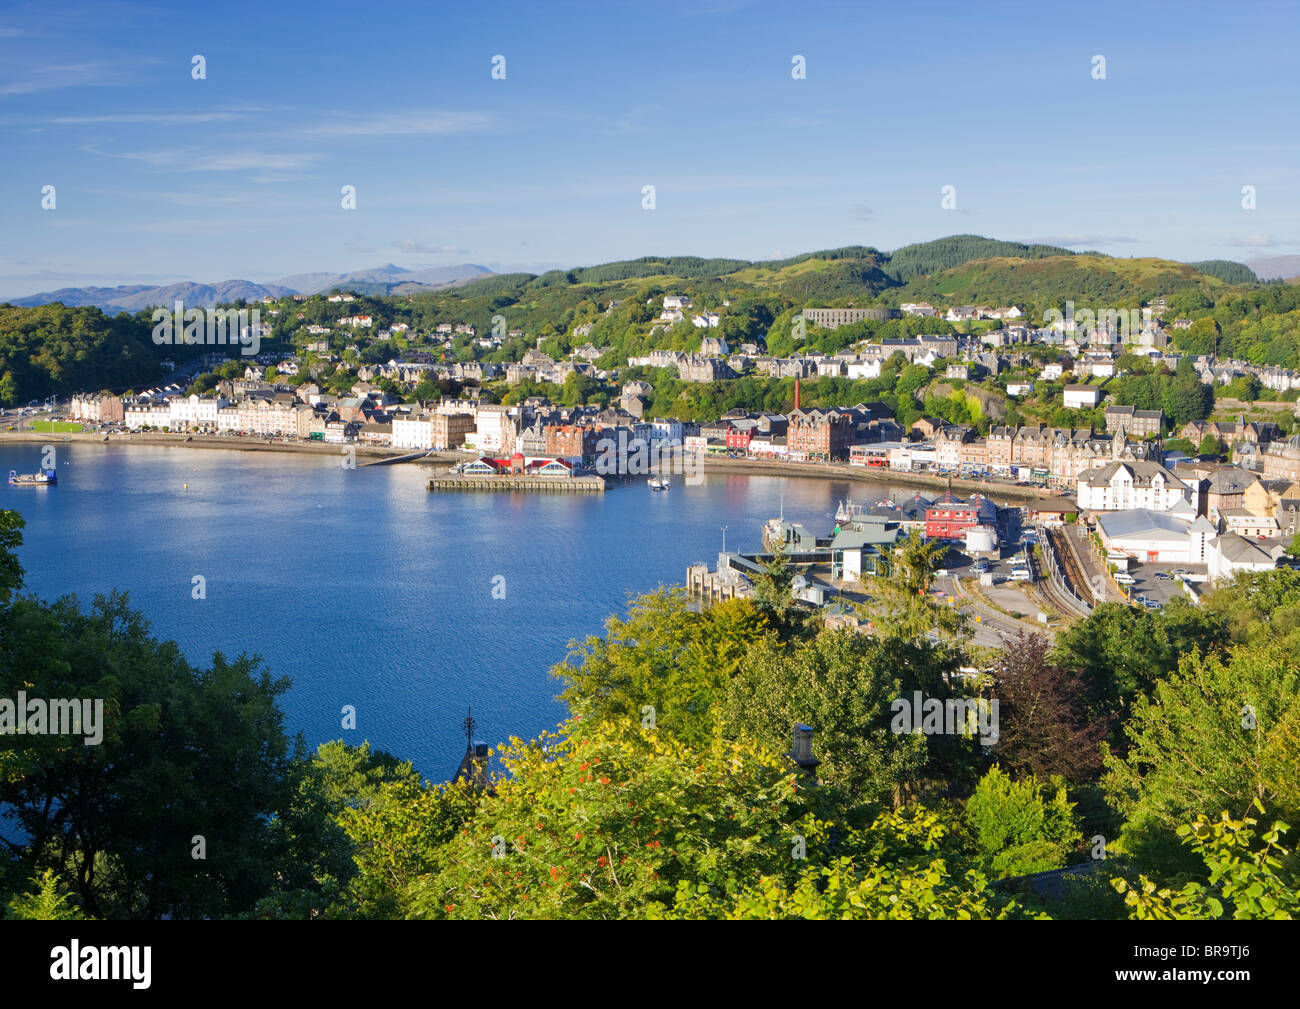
<box><xmin>1154</xmin><ymin>572</ymin><xmax>1173</xmax><ymax>581</ymax></box>
<box><xmin>1011</xmin><ymin>567</ymin><xmax>1032</xmax><ymax>581</ymax></box>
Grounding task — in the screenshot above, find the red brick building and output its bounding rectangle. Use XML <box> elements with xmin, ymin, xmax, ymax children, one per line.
<box><xmin>545</xmin><ymin>424</ymin><xmax>601</xmax><ymax>461</ymax></box>
<box><xmin>787</xmin><ymin>408</ymin><xmax>852</xmax><ymax>462</ymax></box>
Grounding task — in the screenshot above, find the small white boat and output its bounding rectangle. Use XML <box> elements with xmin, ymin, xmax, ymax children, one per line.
<box><xmin>647</xmin><ymin>477</ymin><xmax>670</xmax><ymax>491</ymax></box>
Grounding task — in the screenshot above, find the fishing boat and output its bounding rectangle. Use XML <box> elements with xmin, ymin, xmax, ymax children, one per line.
<box><xmin>8</xmin><ymin>468</ymin><xmax>57</xmax><ymax>486</ymax></box>
<box><xmin>647</xmin><ymin>477</ymin><xmax>670</xmax><ymax>491</ymax></box>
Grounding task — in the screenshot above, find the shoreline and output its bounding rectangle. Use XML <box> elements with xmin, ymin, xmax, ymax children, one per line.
<box><xmin>1</xmin><ymin>431</ymin><xmax>1050</xmax><ymax>500</ymax></box>
<box><xmin>697</xmin><ymin>456</ymin><xmax>1049</xmax><ymax>501</ymax></box>
<box><xmin>0</xmin><ymin>430</ymin><xmax>465</xmax><ymax>464</ymax></box>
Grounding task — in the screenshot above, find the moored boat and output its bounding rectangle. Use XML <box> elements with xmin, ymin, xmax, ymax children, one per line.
<box><xmin>647</xmin><ymin>477</ymin><xmax>670</xmax><ymax>491</ymax></box>
<box><xmin>8</xmin><ymin>468</ymin><xmax>57</xmax><ymax>486</ymax></box>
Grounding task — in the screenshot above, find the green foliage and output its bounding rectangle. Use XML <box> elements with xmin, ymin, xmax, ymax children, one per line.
<box><xmin>5</xmin><ymin>869</ymin><xmax>90</xmax><ymax>920</ymax></box>
<box><xmin>1203</xmin><ymin>567</ymin><xmax>1300</xmax><ymax>651</ymax></box>
<box><xmin>0</xmin><ymin>510</ymin><xmax>24</xmax><ymax>606</ymax></box>
<box><xmin>1051</xmin><ymin>599</ymin><xmax>1226</xmax><ymax>718</ymax></box>
<box><xmin>654</xmin><ymin>807</ymin><xmax>1041</xmax><ymax>919</ymax></box>
<box><xmin>721</xmin><ymin>630</ymin><xmax>931</xmax><ymax>803</ymax></box>
<box><xmin>550</xmin><ymin>589</ymin><xmax>769</xmax><ymax>749</ymax></box>
<box><xmin>0</xmin><ymin>304</ymin><xmax>166</xmax><ymax>405</ymax></box>
<box><xmin>1187</xmin><ymin>260</ymin><xmax>1258</xmax><ymax>285</ymax></box>
<box><xmin>405</xmin><ymin>720</ymin><xmax>820</xmax><ymax>920</ymax></box>
<box><xmin>0</xmin><ymin>587</ymin><xmax>304</xmax><ymax>919</ymax></box>
<box><xmin>885</xmin><ymin>235</ymin><xmax>1078</xmax><ymax>283</ymax></box>
<box><xmin>964</xmin><ymin>767</ymin><xmax>1081</xmax><ymax>876</ymax></box>
<box><xmin>1102</xmin><ymin>640</ymin><xmax>1300</xmax><ymax>874</ymax></box>
<box><xmin>1113</xmin><ymin>803</ymin><xmax>1298</xmax><ymax>919</ymax></box>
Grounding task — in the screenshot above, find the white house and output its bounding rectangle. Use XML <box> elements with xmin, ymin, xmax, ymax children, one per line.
<box><xmin>1063</xmin><ymin>384</ymin><xmax>1102</xmax><ymax>409</ymax></box>
<box><xmin>1077</xmin><ymin>461</ymin><xmax>1193</xmax><ymax>513</ymax></box>
<box><xmin>391</xmin><ymin>414</ymin><xmax>435</xmax><ymax>450</ymax></box>
<box><xmin>1006</xmin><ymin>381</ymin><xmax>1034</xmax><ymax>397</ymax></box>
<box><xmin>663</xmin><ymin>295</ymin><xmax>692</xmax><ymax>309</ymax></box>
<box><xmin>846</xmin><ymin>358</ymin><xmax>884</xmax><ymax>380</ymax></box>
<box><xmin>1042</xmin><ymin>363</ymin><xmax>1064</xmax><ymax>381</ymax></box>
<box><xmin>169</xmin><ymin>394</ymin><xmax>229</xmax><ymax>430</ymax></box>
<box><xmin>1207</xmin><ymin>533</ymin><xmax>1277</xmax><ymax>584</ymax></box>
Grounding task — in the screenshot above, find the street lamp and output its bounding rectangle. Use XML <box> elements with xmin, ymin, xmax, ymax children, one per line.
<box><xmin>721</xmin><ymin>525</ymin><xmax>728</xmax><ymax>555</ymax></box>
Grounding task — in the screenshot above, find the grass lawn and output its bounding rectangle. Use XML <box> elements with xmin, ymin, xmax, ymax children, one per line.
<box><xmin>30</xmin><ymin>420</ymin><xmax>84</xmax><ymax>433</ymax></box>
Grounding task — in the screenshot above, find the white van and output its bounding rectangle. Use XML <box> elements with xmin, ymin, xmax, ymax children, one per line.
<box><xmin>1113</xmin><ymin>572</ymin><xmax>1135</xmax><ymax>585</ymax></box>
<box><xmin>1011</xmin><ymin>567</ymin><xmax>1032</xmax><ymax>581</ymax></box>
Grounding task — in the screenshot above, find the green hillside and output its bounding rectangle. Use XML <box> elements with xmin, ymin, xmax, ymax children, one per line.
<box><xmin>895</xmin><ymin>255</ymin><xmax>1226</xmax><ymax>318</ymax></box>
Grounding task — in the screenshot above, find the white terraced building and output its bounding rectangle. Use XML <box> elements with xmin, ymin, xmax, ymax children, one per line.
<box><xmin>169</xmin><ymin>394</ymin><xmax>230</xmax><ymax>430</ymax></box>
<box><xmin>1077</xmin><ymin>460</ymin><xmax>1194</xmax><ymax>513</ymax></box>
<box><xmin>124</xmin><ymin>402</ymin><xmax>173</xmax><ymax>429</ymax></box>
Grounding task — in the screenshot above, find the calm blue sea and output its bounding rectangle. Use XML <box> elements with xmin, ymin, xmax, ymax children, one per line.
<box><xmin>1</xmin><ymin>442</ymin><xmax>913</xmax><ymax>779</ymax></box>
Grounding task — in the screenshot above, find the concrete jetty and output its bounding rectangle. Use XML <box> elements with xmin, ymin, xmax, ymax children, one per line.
<box><xmin>427</xmin><ymin>474</ymin><xmax>605</xmax><ymax>493</ymax></box>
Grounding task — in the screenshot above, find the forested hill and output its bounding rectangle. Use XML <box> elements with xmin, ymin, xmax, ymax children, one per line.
<box><xmin>0</xmin><ymin>304</ymin><xmax>162</xmax><ymax>406</ymax></box>
<box><xmin>0</xmin><ymin>235</ymin><xmax>1281</xmax><ymax>407</ymax></box>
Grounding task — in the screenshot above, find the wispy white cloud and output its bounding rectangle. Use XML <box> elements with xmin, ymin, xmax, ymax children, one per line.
<box><xmin>1225</xmin><ymin>233</ymin><xmax>1296</xmax><ymax>248</ymax></box>
<box><xmin>84</xmin><ymin>144</ymin><xmax>323</xmax><ymax>173</ymax></box>
<box><xmin>48</xmin><ymin>110</ymin><xmax>255</xmax><ymax>125</ymax></box>
<box><xmin>297</xmin><ymin>110</ymin><xmax>494</xmax><ymax>137</ymax></box>
<box><xmin>393</xmin><ymin>239</ymin><xmax>468</xmax><ymax>255</ymax></box>
<box><xmin>0</xmin><ymin>60</ymin><xmax>127</xmax><ymax>96</ymax></box>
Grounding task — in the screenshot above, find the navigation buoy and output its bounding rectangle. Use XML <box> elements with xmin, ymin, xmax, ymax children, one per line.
<box><xmin>184</xmin><ymin>483</ymin><xmax>188</xmax><ymax>490</ymax></box>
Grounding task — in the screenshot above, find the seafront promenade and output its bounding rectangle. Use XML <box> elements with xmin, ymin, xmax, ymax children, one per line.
<box><xmin>0</xmin><ymin>429</ymin><xmax>1050</xmax><ymax>500</ymax></box>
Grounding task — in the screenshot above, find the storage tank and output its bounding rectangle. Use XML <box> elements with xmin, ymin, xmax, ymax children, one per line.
<box><xmin>965</xmin><ymin>524</ymin><xmax>997</xmax><ymax>555</ymax></box>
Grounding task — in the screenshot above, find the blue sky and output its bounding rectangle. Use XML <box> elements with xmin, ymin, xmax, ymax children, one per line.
<box><xmin>2</xmin><ymin>0</ymin><xmax>1298</xmax><ymax>296</ymax></box>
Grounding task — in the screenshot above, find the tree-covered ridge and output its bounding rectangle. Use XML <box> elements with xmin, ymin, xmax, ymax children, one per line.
<box><xmin>884</xmin><ymin>235</ymin><xmax>1082</xmax><ymax>282</ymax></box>
<box><xmin>0</xmin><ymin>303</ymin><xmax>164</xmax><ymax>405</ymax></box>
<box><xmin>1188</xmin><ymin>260</ymin><xmax>1260</xmax><ymax>285</ymax></box>
<box><xmin>892</xmin><ymin>255</ymin><xmax>1227</xmax><ymax>319</ymax></box>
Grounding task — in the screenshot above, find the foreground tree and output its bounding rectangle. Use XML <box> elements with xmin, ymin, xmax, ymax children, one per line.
<box><xmin>403</xmin><ymin>719</ymin><xmax>824</xmax><ymax>920</ymax></box>
<box><xmin>1102</xmin><ymin>640</ymin><xmax>1300</xmax><ymax>874</ymax></box>
<box><xmin>963</xmin><ymin>766</ymin><xmax>1082</xmax><ymax>877</ymax></box>
<box><xmin>1113</xmin><ymin>803</ymin><xmax>1299</xmax><ymax>920</ymax></box>
<box><xmin>991</xmin><ymin>631</ymin><xmax>1107</xmax><ymax>782</ymax></box>
<box><xmin>0</xmin><ymin>586</ymin><xmax>302</xmax><ymax>919</ymax></box>
<box><xmin>654</xmin><ymin>807</ymin><xmax>1042</xmax><ymax>920</ymax></box>
<box><xmin>551</xmin><ymin>589</ymin><xmax>769</xmax><ymax>748</ymax></box>
<box><xmin>721</xmin><ymin>629</ymin><xmax>934</xmax><ymax>804</ymax></box>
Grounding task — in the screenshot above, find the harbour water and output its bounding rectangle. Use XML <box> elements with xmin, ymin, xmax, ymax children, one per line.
<box><xmin>1</xmin><ymin>442</ymin><xmax>940</xmax><ymax>779</ymax></box>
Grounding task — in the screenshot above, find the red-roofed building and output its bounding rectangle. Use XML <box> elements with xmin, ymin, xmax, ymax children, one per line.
<box><xmin>925</xmin><ymin>491</ymin><xmax>998</xmax><ymax>540</ymax></box>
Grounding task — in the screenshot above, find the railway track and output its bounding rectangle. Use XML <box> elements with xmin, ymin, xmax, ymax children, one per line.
<box><xmin>1040</xmin><ymin>527</ymin><xmax>1094</xmax><ymax>617</ymax></box>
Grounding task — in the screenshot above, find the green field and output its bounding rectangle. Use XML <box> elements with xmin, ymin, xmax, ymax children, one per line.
<box><xmin>30</xmin><ymin>420</ymin><xmax>83</xmax><ymax>433</ymax></box>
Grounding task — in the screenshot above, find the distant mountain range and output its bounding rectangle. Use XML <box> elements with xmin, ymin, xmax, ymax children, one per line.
<box><xmin>3</xmin><ymin>263</ymin><xmax>494</xmax><ymax>314</ymax></box>
<box><xmin>1242</xmin><ymin>254</ymin><xmax>1300</xmax><ymax>281</ymax></box>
